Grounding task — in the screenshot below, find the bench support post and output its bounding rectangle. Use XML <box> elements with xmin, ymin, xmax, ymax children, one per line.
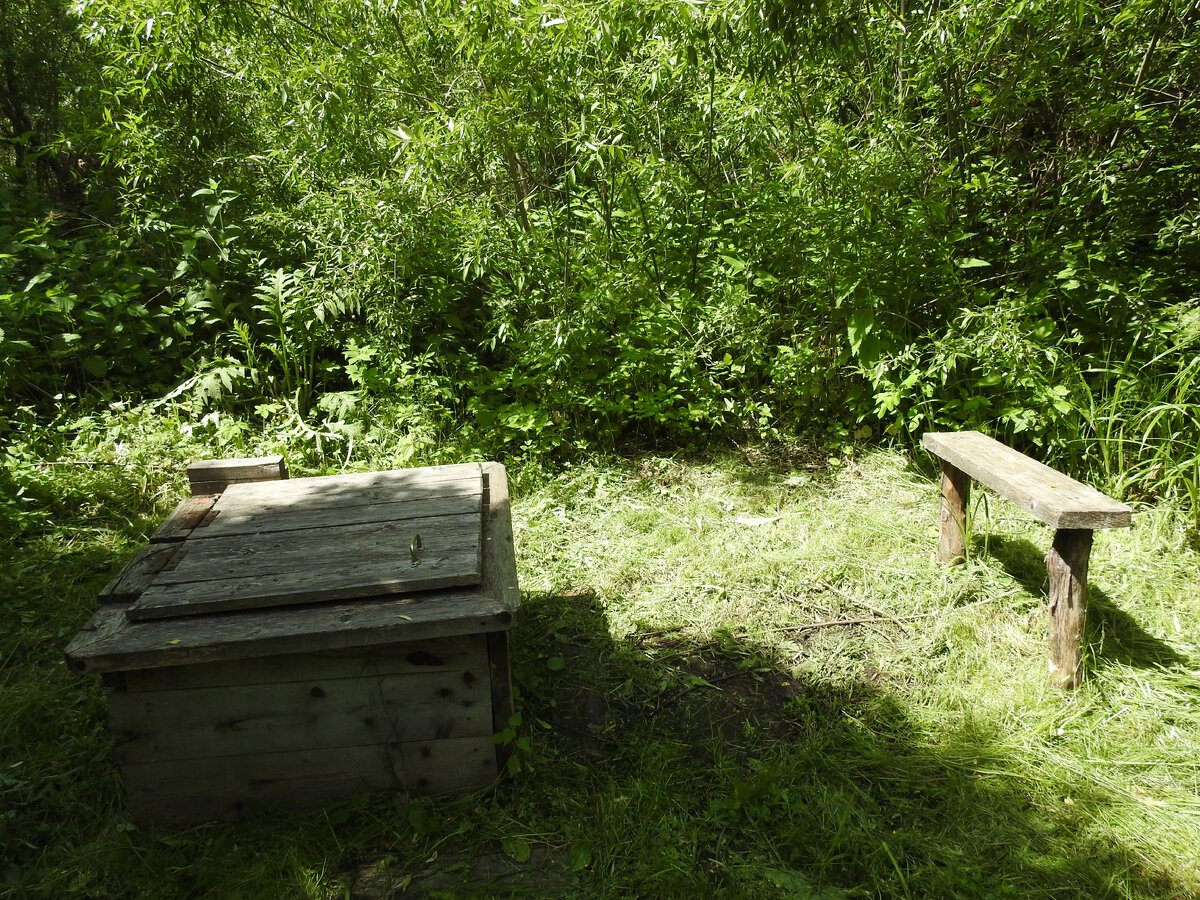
<box><xmin>1046</xmin><ymin>528</ymin><xmax>1092</xmax><ymax>690</ymax></box>
<box><xmin>936</xmin><ymin>461</ymin><xmax>971</xmax><ymax>564</ymax></box>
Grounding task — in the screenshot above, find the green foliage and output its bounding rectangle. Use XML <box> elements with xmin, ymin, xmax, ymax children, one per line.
<box><xmin>7</xmin><ymin>7</ymin><xmax>1200</xmax><ymax>892</ymax></box>
<box><xmin>2</xmin><ymin>0</ymin><xmax>1198</xmax><ymax>506</ymax></box>
<box><xmin>1082</xmin><ymin>312</ymin><xmax>1200</xmax><ymax>517</ymax></box>
<box><xmin>0</xmin><ymin>184</ymin><xmax>197</xmax><ymax>408</ymax></box>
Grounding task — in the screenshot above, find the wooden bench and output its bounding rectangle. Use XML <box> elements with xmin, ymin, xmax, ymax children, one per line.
<box><xmin>922</xmin><ymin>431</ymin><xmax>1132</xmax><ymax>689</ymax></box>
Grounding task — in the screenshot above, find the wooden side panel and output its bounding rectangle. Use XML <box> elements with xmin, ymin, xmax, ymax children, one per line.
<box><xmin>486</xmin><ymin>632</ymin><xmax>513</xmax><ymax>733</ymax></box>
<box><xmin>108</xmin><ymin>667</ymin><xmax>492</xmax><ymax>764</ymax></box>
<box><xmin>921</xmin><ymin>431</ymin><xmax>1131</xmax><ymax>529</ymax></box>
<box><xmin>188</xmin><ymin>455</ymin><xmax>288</xmax><ymax>496</ymax></box>
<box><xmin>487</xmin><ymin>631</ymin><xmax>514</xmax><ymax>773</ymax></box>
<box><xmin>121</xmin><ymin>636</ymin><xmax>485</xmax><ymax>692</ymax></box>
<box><xmin>480</xmin><ymin>462</ymin><xmax>521</xmax><ymax>614</ymax></box>
<box><xmin>480</xmin><ymin>466</ymin><xmax>519</xmax><ymax>774</ymax></box>
<box><xmin>107</xmin><ymin>635</ymin><xmax>502</xmax><ymax>824</ymax></box>
<box><xmin>122</xmin><ymin>737</ymin><xmax>497</xmax><ymax>825</ymax></box>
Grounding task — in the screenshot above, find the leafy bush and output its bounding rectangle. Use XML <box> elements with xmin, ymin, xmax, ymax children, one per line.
<box><xmin>1</xmin><ymin>0</ymin><xmax>1197</xmax><ymax>505</ymax></box>
<box><xmin>0</xmin><ymin>184</ymin><xmax>195</xmax><ymax>405</ymax></box>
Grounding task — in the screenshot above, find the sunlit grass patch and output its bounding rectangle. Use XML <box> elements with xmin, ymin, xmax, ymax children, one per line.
<box><xmin>507</xmin><ymin>446</ymin><xmax>1200</xmax><ymax>897</ymax></box>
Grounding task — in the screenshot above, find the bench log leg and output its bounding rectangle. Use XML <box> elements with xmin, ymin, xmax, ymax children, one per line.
<box><xmin>1046</xmin><ymin>528</ymin><xmax>1092</xmax><ymax>689</ymax></box>
<box><xmin>937</xmin><ymin>461</ymin><xmax>971</xmax><ymax>564</ymax></box>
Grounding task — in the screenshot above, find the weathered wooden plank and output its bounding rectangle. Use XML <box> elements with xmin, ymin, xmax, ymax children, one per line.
<box><xmin>187</xmin><ymin>455</ymin><xmax>288</xmax><ymax>496</ymax></box>
<box><xmin>122</xmin><ymin>736</ymin><xmax>497</xmax><ymax>824</ymax></box>
<box><xmin>121</xmin><ymin>635</ymin><xmax>487</xmax><ymax>692</ymax></box>
<box><xmin>481</xmin><ymin>462</ymin><xmax>519</xmax><ymax>773</ymax></box>
<box><xmin>65</xmin><ymin>589</ymin><xmax>516</xmax><ymax>674</ymax></box>
<box><xmin>487</xmin><ymin>631</ymin><xmax>514</xmax><ymax>772</ymax></box>
<box><xmin>109</xmin><ymin>666</ymin><xmax>492</xmax><ymax>763</ymax></box>
<box><xmin>211</xmin><ymin>464</ymin><xmax>481</xmax><ymax>511</ymax></box>
<box><xmin>198</xmin><ymin>490</ymin><xmax>482</xmax><ymax>539</ymax></box>
<box><xmin>922</xmin><ymin>431</ymin><xmax>1131</xmax><ymax>529</ymax></box>
<box><xmin>480</xmin><ymin>462</ymin><xmax>521</xmax><ymax>614</ymax></box>
<box><xmin>125</xmin><ymin>512</ymin><xmax>484</xmax><ymax>620</ymax></box>
<box><xmin>97</xmin><ymin>544</ymin><xmax>182</xmax><ymax>604</ymax></box>
<box><xmin>65</xmin><ymin>604</ymin><xmax>136</xmax><ymax>664</ymax></box>
<box><xmin>1047</xmin><ymin>529</ymin><xmax>1092</xmax><ymax>690</ymax></box>
<box><xmin>149</xmin><ymin>495</ymin><xmax>216</xmax><ymax>543</ymax></box>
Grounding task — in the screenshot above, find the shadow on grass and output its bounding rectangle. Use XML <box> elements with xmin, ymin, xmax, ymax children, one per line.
<box><xmin>8</xmin><ymin>584</ymin><xmax>1192</xmax><ymax>899</ymax></box>
<box><xmin>478</xmin><ymin>588</ymin><xmax>1186</xmax><ymax>899</ymax></box>
<box><xmin>981</xmin><ymin>534</ymin><xmax>1189</xmax><ymax>672</ymax></box>
<box><xmin>0</xmin><ymin>450</ymin><xmax>195</xmax><ymax>890</ymax></box>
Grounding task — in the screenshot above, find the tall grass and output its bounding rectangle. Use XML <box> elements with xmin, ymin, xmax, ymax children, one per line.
<box><xmin>1082</xmin><ymin>342</ymin><xmax>1200</xmax><ymax>529</ymax></box>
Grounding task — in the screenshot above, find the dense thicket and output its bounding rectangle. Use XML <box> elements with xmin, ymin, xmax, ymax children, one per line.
<box><xmin>2</xmin><ymin>0</ymin><xmax>1197</xmax><ymax>499</ymax></box>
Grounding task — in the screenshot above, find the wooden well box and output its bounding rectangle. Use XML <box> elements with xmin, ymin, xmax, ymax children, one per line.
<box><xmin>66</xmin><ymin>459</ymin><xmax>520</xmax><ymax>826</ymax></box>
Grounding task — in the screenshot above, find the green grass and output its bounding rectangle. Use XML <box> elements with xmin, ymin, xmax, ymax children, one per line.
<box><xmin>4</xmin><ymin>407</ymin><xmax>1200</xmax><ymax>898</ymax></box>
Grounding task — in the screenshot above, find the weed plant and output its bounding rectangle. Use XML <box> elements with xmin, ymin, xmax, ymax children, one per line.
<box><xmin>3</xmin><ymin>407</ymin><xmax>1199</xmax><ymax>898</ymax></box>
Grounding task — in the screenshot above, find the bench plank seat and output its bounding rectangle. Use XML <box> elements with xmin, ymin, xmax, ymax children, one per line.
<box><xmin>921</xmin><ymin>431</ymin><xmax>1131</xmax><ymax>529</ymax></box>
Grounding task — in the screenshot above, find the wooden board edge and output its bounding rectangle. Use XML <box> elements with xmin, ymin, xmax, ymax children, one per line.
<box><xmin>63</xmin><ymin>598</ymin><xmax>518</xmax><ymax>674</ymax></box>
<box><xmin>149</xmin><ymin>495</ymin><xmax>217</xmax><ymax>543</ymax></box>
<box><xmin>487</xmin><ymin>631</ymin><xmax>515</xmax><ymax>773</ymax></box>
<box><xmin>481</xmin><ymin>462</ymin><xmax>521</xmax><ymax>615</ymax></box>
<box><xmin>125</xmin><ymin>569</ymin><xmax>484</xmax><ymax>622</ymax></box>
<box><xmin>1055</xmin><ymin>508</ymin><xmax>1133</xmax><ymax>530</ymax></box>
<box><xmin>187</xmin><ymin>455</ymin><xmax>288</xmax><ymax>497</ymax></box>
<box><xmin>120</xmin><ymin>634</ymin><xmax>490</xmax><ymax>692</ymax></box>
<box><xmin>97</xmin><ymin>543</ymin><xmax>180</xmax><ymax>604</ymax></box>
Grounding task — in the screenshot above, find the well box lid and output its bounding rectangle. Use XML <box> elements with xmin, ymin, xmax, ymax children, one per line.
<box><xmin>124</xmin><ymin>464</ymin><xmax>485</xmax><ymax>621</ymax></box>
